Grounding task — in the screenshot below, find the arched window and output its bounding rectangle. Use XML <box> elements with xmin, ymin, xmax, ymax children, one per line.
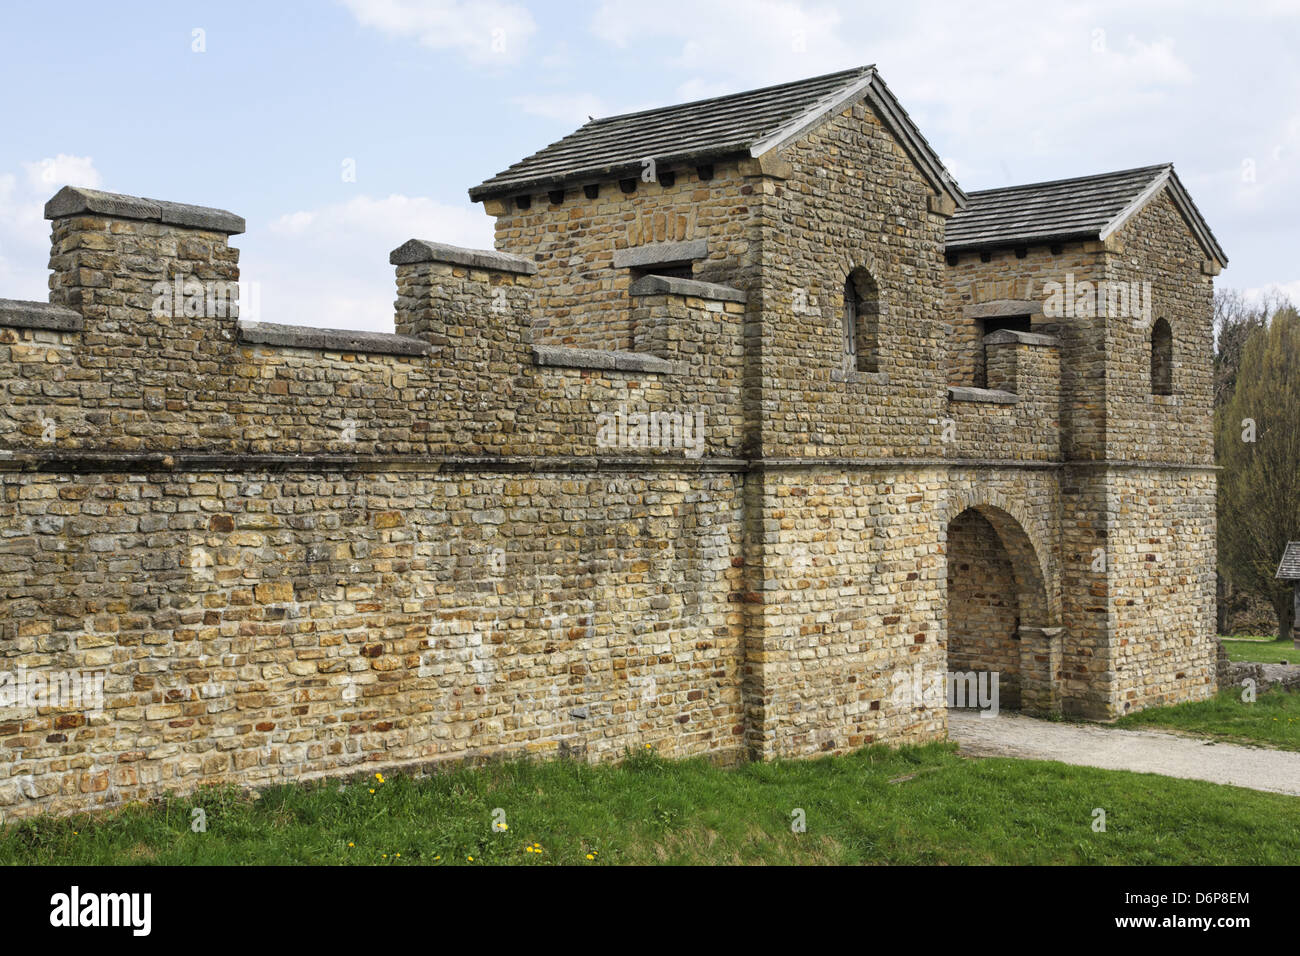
<box><xmin>1150</xmin><ymin>317</ymin><xmax>1173</xmax><ymax>395</ymax></box>
<box><xmin>843</xmin><ymin>268</ymin><xmax>881</xmax><ymax>373</ymax></box>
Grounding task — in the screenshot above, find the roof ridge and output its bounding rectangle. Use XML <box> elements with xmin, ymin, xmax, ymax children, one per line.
<box><xmin>963</xmin><ymin>163</ymin><xmax>1172</xmax><ymax>197</ymax></box>
<box><xmin>467</xmin><ymin>65</ymin><xmax>958</xmax><ymax>206</ymax></box>
<box><xmin>588</xmin><ymin>65</ymin><xmax>873</xmax><ymax>126</ymax></box>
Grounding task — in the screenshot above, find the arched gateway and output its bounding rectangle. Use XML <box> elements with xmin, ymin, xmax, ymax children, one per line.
<box><xmin>944</xmin><ymin>502</ymin><xmax>1062</xmax><ymax>714</ymax></box>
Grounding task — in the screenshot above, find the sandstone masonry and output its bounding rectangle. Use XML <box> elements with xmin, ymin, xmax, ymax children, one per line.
<box><xmin>0</xmin><ymin>66</ymin><xmax>1225</xmax><ymax>818</ymax></box>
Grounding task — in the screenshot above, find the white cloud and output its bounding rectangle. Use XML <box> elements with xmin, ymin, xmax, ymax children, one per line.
<box><xmin>582</xmin><ymin>0</ymin><xmax>1208</xmax><ymax>187</ymax></box>
<box><xmin>0</xmin><ymin>155</ymin><xmax>102</xmax><ymax>300</ymax></box>
<box><xmin>23</xmin><ymin>154</ymin><xmax>102</xmax><ymax>193</ymax></box>
<box><xmin>341</xmin><ymin>0</ymin><xmax>537</xmax><ymax>63</ymax></box>
<box><xmin>239</xmin><ymin>193</ymin><xmax>495</xmax><ymax>332</ymax></box>
<box><xmin>512</xmin><ymin>91</ymin><xmax>607</xmax><ymax>125</ymax></box>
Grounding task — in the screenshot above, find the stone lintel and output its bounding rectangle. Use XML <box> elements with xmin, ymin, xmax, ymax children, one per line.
<box><xmin>947</xmin><ymin>386</ymin><xmax>1019</xmax><ymax>404</ymax></box>
<box><xmin>628</xmin><ymin>274</ymin><xmax>747</xmax><ymax>303</ymax></box>
<box><xmin>983</xmin><ymin>329</ymin><xmax>1059</xmax><ymax>348</ymax></box>
<box><xmin>612</xmin><ymin>239</ymin><xmax>709</xmax><ymax>270</ymax></box>
<box><xmin>964</xmin><ymin>299</ymin><xmax>1044</xmax><ymax>320</ymax></box>
<box><xmin>238</xmin><ymin>321</ymin><xmax>431</xmax><ymax>356</ymax></box>
<box><xmin>0</xmin><ymin>299</ymin><xmax>84</xmax><ymax>332</ymax></box>
<box><xmin>532</xmin><ymin>344</ymin><xmax>681</xmax><ymax>375</ymax></box>
<box><xmin>389</xmin><ymin>239</ymin><xmax>538</xmax><ymax>274</ymax></box>
<box><xmin>44</xmin><ymin>186</ymin><xmax>245</xmax><ymax>235</ymax></box>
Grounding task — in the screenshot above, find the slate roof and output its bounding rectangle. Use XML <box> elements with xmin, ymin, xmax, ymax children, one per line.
<box><xmin>468</xmin><ymin>66</ymin><xmax>965</xmax><ymax>206</ymax></box>
<box><xmin>1278</xmin><ymin>542</ymin><xmax>1300</xmax><ymax>581</ymax></box>
<box><xmin>946</xmin><ymin>164</ymin><xmax>1227</xmax><ymax>265</ymax></box>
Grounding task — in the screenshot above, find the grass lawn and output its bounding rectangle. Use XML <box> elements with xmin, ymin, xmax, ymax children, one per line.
<box><xmin>2</xmin><ymin>743</ymin><xmax>1297</xmax><ymax>866</ymax></box>
<box><xmin>1221</xmin><ymin>636</ymin><xmax>1297</xmax><ymax>664</ymax></box>
<box><xmin>1114</xmin><ymin>686</ymin><xmax>1300</xmax><ymax>751</ymax></box>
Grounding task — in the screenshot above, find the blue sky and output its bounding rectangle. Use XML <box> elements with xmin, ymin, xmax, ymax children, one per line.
<box><xmin>1</xmin><ymin>0</ymin><xmax>1297</xmax><ymax>332</ymax></box>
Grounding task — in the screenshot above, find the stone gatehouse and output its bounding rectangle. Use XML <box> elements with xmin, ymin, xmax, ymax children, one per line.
<box><xmin>0</xmin><ymin>65</ymin><xmax>1225</xmax><ymax>817</ymax></box>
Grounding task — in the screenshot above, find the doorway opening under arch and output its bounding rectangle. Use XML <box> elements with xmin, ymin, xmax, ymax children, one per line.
<box><xmin>946</xmin><ymin>504</ymin><xmax>1059</xmax><ymax>715</ymax></box>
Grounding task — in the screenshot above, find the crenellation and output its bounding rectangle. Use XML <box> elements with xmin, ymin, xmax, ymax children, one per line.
<box><xmin>0</xmin><ymin>67</ymin><xmax>1224</xmax><ymax>818</ymax></box>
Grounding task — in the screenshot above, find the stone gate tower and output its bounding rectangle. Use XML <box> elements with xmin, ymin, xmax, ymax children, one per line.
<box><xmin>0</xmin><ymin>65</ymin><xmax>1224</xmax><ymax>817</ymax></box>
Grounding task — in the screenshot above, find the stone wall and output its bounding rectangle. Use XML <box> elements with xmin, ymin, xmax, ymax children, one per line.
<box><xmin>1108</xmin><ymin>466</ymin><xmax>1217</xmax><ymax>711</ymax></box>
<box><xmin>2</xmin><ymin>211</ymin><xmax>748</xmax><ymax>460</ymax></box>
<box><xmin>753</xmin><ymin>100</ymin><xmax>948</xmax><ymax>461</ymax></box>
<box><xmin>1103</xmin><ymin>189</ymin><xmax>1216</xmax><ymax>465</ymax></box>
<box><xmin>0</xmin><ymin>467</ymin><xmax>745</xmax><ymax>815</ymax></box>
<box><xmin>0</xmin><ymin>91</ymin><xmax>1222</xmax><ymax>816</ymax></box>
<box><xmin>742</xmin><ymin>466</ymin><xmax>948</xmax><ymax>759</ymax></box>
<box><xmin>942</xmin><ymin>242</ymin><xmax>1105</xmax><ymax>459</ymax></box>
<box><xmin>485</xmin><ymin>161</ymin><xmax>757</xmax><ymax>350</ymax></box>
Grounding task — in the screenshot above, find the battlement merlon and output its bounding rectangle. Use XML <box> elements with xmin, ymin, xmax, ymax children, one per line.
<box><xmin>42</xmin><ymin>186</ymin><xmax>243</xmax><ymax>329</ymax></box>
<box><xmin>628</xmin><ymin>274</ymin><xmax>748</xmax><ymax>361</ymax></box>
<box><xmin>389</xmin><ymin>239</ymin><xmax>537</xmax><ymax>361</ymax></box>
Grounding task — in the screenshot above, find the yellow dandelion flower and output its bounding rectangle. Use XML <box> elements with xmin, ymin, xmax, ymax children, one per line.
<box><xmin>395</xmin><ymin>853</ymin><xmax>400</xmax><ymax>858</ymax></box>
<box><xmin>348</xmin><ymin>842</ymin><xmax>354</xmax><ymax>848</ymax></box>
<box><xmin>382</xmin><ymin>854</ymin><xmax>388</xmax><ymax>858</ymax></box>
<box><xmin>467</xmin><ymin>855</ymin><xmax>474</xmax><ymax>861</ymax></box>
<box><xmin>369</xmin><ymin>788</ymin><xmax>375</xmax><ymax>794</ymax></box>
<box><xmin>585</xmin><ymin>853</ymin><xmax>594</xmax><ymax>860</ymax></box>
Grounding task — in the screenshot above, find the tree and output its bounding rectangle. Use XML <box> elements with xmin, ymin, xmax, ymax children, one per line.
<box><xmin>1215</xmin><ymin>304</ymin><xmax>1300</xmax><ymax>642</ymax></box>
<box><xmin>1213</xmin><ymin>288</ymin><xmax>1272</xmax><ymax>407</ymax></box>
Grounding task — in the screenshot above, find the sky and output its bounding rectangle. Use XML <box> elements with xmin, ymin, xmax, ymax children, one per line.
<box><xmin>1</xmin><ymin>0</ymin><xmax>1297</xmax><ymax>333</ymax></box>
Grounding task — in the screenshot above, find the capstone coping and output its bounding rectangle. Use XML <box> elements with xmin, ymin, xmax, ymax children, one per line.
<box><xmin>611</xmin><ymin>239</ymin><xmax>709</xmax><ymax>270</ymax></box>
<box><xmin>44</xmin><ymin>186</ymin><xmax>245</xmax><ymax>234</ymax></box>
<box><xmin>532</xmin><ymin>344</ymin><xmax>680</xmax><ymax>375</ymax></box>
<box><xmin>947</xmin><ymin>385</ymin><xmax>1019</xmax><ymax>404</ymax></box>
<box><xmin>238</xmin><ymin>320</ymin><xmax>431</xmax><ymax>356</ymax></box>
<box><xmin>983</xmin><ymin>329</ymin><xmax>1060</xmax><ymax>347</ymax></box>
<box><xmin>389</xmin><ymin>239</ymin><xmax>537</xmax><ymax>274</ymax></box>
<box><xmin>0</xmin><ymin>299</ymin><xmax>84</xmax><ymax>332</ymax></box>
<box><xmin>628</xmin><ymin>274</ymin><xmax>747</xmax><ymax>303</ymax></box>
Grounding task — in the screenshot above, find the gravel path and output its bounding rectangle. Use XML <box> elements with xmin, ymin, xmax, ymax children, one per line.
<box><xmin>949</xmin><ymin>710</ymin><xmax>1300</xmax><ymax>796</ymax></box>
